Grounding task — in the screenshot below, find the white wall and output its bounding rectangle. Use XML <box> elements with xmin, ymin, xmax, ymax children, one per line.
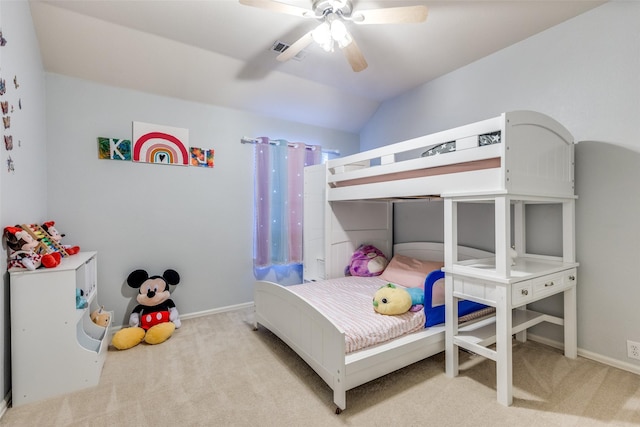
<box><xmin>0</xmin><ymin>0</ymin><xmax>49</xmax><ymax>405</ymax></box>
<box><xmin>361</xmin><ymin>2</ymin><xmax>639</xmax><ymax>151</ymax></box>
<box><xmin>45</xmin><ymin>74</ymin><xmax>359</xmax><ymax>327</ymax></box>
<box><xmin>1</xmin><ymin>0</ymin><xmax>359</xmax><ymax>407</ymax></box>
<box><xmin>360</xmin><ymin>1</ymin><xmax>640</xmax><ymax>369</ymax></box>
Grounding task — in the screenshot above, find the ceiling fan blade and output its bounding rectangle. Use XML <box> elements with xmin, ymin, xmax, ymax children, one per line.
<box><xmin>277</xmin><ymin>30</ymin><xmax>314</xmax><ymax>62</ymax></box>
<box><xmin>239</xmin><ymin>0</ymin><xmax>311</xmax><ymax>18</ymax></box>
<box><xmin>342</xmin><ymin>39</ymin><xmax>368</xmax><ymax>72</ymax></box>
<box><xmin>352</xmin><ymin>5</ymin><xmax>428</xmax><ymax>25</ymax></box>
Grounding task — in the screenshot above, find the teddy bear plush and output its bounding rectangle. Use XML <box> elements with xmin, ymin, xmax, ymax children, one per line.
<box><xmin>111</xmin><ymin>269</ymin><xmax>181</xmax><ymax>350</ymax></box>
<box><xmin>345</xmin><ymin>244</ymin><xmax>388</xmax><ymax>277</ymax></box>
<box><xmin>373</xmin><ymin>283</ymin><xmax>424</xmax><ymax>315</ymax></box>
<box><xmin>90</xmin><ymin>306</ymin><xmax>111</xmax><ymax>327</ymax></box>
<box><xmin>4</xmin><ymin>226</ymin><xmax>61</xmax><ymax>270</ymax></box>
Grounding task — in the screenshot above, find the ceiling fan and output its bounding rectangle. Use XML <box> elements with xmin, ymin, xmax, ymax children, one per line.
<box><xmin>239</xmin><ymin>0</ymin><xmax>428</xmax><ymax>72</ymax></box>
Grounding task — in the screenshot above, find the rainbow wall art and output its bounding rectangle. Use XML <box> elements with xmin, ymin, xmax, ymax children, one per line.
<box><xmin>132</xmin><ymin>122</ymin><xmax>189</xmax><ymax>166</ymax></box>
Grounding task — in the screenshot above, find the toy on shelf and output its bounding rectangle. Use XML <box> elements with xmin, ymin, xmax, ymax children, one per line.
<box><xmin>41</xmin><ymin>221</ymin><xmax>80</xmax><ymax>255</ymax></box>
<box><xmin>90</xmin><ymin>306</ymin><xmax>110</xmax><ymax>327</ymax></box>
<box><xmin>76</xmin><ymin>289</ymin><xmax>88</xmax><ymax>309</ymax></box>
<box><xmin>111</xmin><ymin>269</ymin><xmax>181</xmax><ymax>350</ymax></box>
<box><xmin>20</xmin><ymin>223</ymin><xmax>69</xmax><ymax>257</ymax></box>
<box><xmin>4</xmin><ymin>226</ymin><xmax>61</xmax><ymax>270</ymax></box>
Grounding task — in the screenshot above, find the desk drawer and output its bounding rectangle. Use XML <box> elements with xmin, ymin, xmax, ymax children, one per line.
<box><xmin>532</xmin><ymin>269</ymin><xmax>576</xmax><ymax>300</ymax></box>
<box><xmin>511</xmin><ymin>269</ymin><xmax>577</xmax><ymax>306</ymax></box>
<box><xmin>512</xmin><ymin>282</ymin><xmax>533</xmax><ymax>306</ymax></box>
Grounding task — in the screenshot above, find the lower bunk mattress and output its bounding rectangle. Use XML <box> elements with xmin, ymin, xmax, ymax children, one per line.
<box><xmin>288</xmin><ymin>275</ymin><xmax>493</xmax><ymax>354</ymax></box>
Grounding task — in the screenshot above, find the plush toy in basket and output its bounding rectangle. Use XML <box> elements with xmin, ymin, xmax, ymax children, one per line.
<box><xmin>111</xmin><ymin>269</ymin><xmax>181</xmax><ymax>350</ymax></box>
<box><xmin>90</xmin><ymin>306</ymin><xmax>111</xmax><ymax>327</ymax></box>
<box><xmin>345</xmin><ymin>244</ymin><xmax>388</xmax><ymax>277</ymax></box>
<box><xmin>373</xmin><ymin>283</ymin><xmax>424</xmax><ymax>315</ymax></box>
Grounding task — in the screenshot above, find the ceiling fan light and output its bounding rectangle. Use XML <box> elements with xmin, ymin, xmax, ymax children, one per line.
<box><xmin>330</xmin><ymin>19</ymin><xmax>348</xmax><ymax>41</ymax></box>
<box><xmin>312</xmin><ymin>21</ymin><xmax>334</xmax><ymax>52</ymax></box>
<box><xmin>321</xmin><ymin>39</ymin><xmax>335</xmax><ymax>52</ymax></box>
<box><xmin>336</xmin><ymin>32</ymin><xmax>352</xmax><ymax>48</ymax></box>
<box><xmin>329</xmin><ymin>0</ymin><xmax>348</xmax><ymax>11</ymax></box>
<box><xmin>312</xmin><ymin>22</ymin><xmax>330</xmax><ymax>44</ymax></box>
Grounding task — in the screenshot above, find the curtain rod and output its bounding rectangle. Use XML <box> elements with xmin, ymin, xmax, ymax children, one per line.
<box><xmin>240</xmin><ymin>137</ymin><xmax>316</xmax><ymax>150</ymax></box>
<box><xmin>240</xmin><ymin>137</ymin><xmax>339</xmax><ymax>154</ymax></box>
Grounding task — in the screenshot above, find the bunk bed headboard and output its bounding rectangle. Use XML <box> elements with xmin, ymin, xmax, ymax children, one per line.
<box><xmin>325</xmin><ymin>200</ymin><xmax>393</xmax><ymax>279</ymax></box>
<box><xmin>393</xmin><ymin>241</ymin><xmax>492</xmax><ymax>262</ymax></box>
<box><xmin>503</xmin><ymin>111</ymin><xmax>574</xmax><ymax>197</ymax></box>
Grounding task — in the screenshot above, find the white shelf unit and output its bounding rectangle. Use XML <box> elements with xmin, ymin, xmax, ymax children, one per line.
<box><xmin>9</xmin><ymin>251</ymin><xmax>112</xmax><ymax>406</ymax></box>
<box><xmin>443</xmin><ymin>193</ymin><xmax>578</xmax><ymax>406</ymax></box>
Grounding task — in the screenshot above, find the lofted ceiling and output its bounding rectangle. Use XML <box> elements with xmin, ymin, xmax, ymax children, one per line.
<box><xmin>28</xmin><ymin>0</ymin><xmax>605</xmax><ymax>133</ymax></box>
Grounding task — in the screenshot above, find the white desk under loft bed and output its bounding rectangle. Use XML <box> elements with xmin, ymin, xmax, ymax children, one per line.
<box><xmin>319</xmin><ymin>110</ymin><xmax>578</xmax><ymax>406</ymax></box>
<box><xmin>442</xmin><ymin>192</ymin><xmax>577</xmax><ymax>406</ymax></box>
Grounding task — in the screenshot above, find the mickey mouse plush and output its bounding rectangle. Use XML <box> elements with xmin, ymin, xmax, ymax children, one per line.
<box><xmin>3</xmin><ymin>226</ymin><xmax>61</xmax><ymax>270</ymax></box>
<box><xmin>111</xmin><ymin>269</ymin><xmax>181</xmax><ymax>350</ymax></box>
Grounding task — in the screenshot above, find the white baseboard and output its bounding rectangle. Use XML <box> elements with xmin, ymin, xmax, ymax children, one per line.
<box><xmin>180</xmin><ymin>302</ymin><xmax>254</xmax><ymax>321</ymax></box>
<box><xmin>528</xmin><ymin>333</ymin><xmax>640</xmax><ymax>376</ymax></box>
<box><xmin>109</xmin><ymin>302</ymin><xmax>254</xmax><ymax>334</ymax></box>
<box><xmin>0</xmin><ymin>390</ymin><xmax>11</xmax><ymax>420</ymax></box>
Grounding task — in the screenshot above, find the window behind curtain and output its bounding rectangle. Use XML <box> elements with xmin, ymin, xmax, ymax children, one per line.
<box><xmin>253</xmin><ymin>138</ymin><xmax>321</xmax><ymax>284</ymax></box>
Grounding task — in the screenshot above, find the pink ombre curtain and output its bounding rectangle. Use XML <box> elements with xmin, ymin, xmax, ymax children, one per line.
<box><xmin>253</xmin><ymin>138</ymin><xmax>321</xmax><ymax>282</ymax></box>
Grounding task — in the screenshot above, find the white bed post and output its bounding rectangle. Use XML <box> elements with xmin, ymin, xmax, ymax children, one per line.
<box><xmin>562</xmin><ymin>199</ymin><xmax>576</xmax><ymax>264</ymax></box>
<box><xmin>563</xmin><ymin>199</ymin><xmax>578</xmax><ymax>359</ymax></box>
<box><xmin>512</xmin><ymin>200</ymin><xmax>525</xmax><ymax>258</ymax></box>
<box><xmin>333</xmin><ymin>372</ymin><xmax>347</xmax><ymax>414</ymax></box>
<box><xmin>494</xmin><ymin>195</ymin><xmax>513</xmax><ymax>406</ymax></box>
<box><xmin>444</xmin><ymin>197</ymin><xmax>459</xmax><ymax>377</ymax></box>
<box><xmin>494</xmin><ymin>195</ymin><xmax>510</xmax><ymax>278</ymax></box>
<box><xmin>513</xmin><ymin>200</ymin><xmax>527</xmax><ymax>344</ymax></box>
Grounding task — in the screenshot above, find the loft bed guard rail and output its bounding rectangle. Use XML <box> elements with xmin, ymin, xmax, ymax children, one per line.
<box><xmin>325</xmin><ymin>111</ymin><xmax>574</xmax><ymax>202</ymax></box>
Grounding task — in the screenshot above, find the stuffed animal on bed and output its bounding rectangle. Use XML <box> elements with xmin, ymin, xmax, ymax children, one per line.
<box><xmin>373</xmin><ymin>283</ymin><xmax>424</xmax><ymax>315</ymax></box>
<box><xmin>111</xmin><ymin>269</ymin><xmax>181</xmax><ymax>350</ymax></box>
<box><xmin>345</xmin><ymin>244</ymin><xmax>388</xmax><ymax>277</ymax></box>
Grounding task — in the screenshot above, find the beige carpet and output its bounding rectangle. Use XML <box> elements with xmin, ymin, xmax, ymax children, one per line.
<box><xmin>1</xmin><ymin>307</ymin><xmax>639</xmax><ymax>426</ymax></box>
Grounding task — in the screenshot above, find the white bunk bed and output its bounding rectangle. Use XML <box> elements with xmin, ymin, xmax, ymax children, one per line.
<box><xmin>326</xmin><ymin>110</ymin><xmax>574</xmax><ymax>202</ymax></box>
<box><xmin>254</xmin><ymin>242</ymin><xmax>493</xmax><ymax>414</ymax></box>
<box><xmin>254</xmin><ymin>110</ymin><xmax>578</xmax><ymax>411</ymax></box>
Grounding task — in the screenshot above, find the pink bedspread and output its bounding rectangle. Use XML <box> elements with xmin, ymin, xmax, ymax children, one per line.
<box><xmin>288</xmin><ymin>277</ymin><xmax>426</xmax><ymax>354</ymax></box>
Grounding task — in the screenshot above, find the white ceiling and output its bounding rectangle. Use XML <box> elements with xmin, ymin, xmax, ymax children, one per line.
<box><xmin>28</xmin><ymin>0</ymin><xmax>605</xmax><ymax>133</ymax></box>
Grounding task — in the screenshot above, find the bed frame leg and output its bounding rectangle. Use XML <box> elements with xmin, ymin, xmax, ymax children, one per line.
<box><xmin>334</xmin><ymin>388</ymin><xmax>346</xmax><ymax>415</ymax></box>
